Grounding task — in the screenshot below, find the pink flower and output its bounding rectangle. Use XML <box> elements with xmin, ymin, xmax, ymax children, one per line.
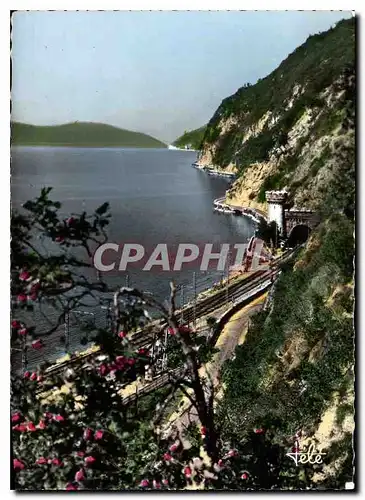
<box><xmin>23</xmin><ymin>371</ymin><xmax>30</xmax><ymax>379</ymax></box>
<box><xmin>167</xmin><ymin>327</ymin><xmax>176</xmax><ymax>335</ymax></box>
<box><xmin>84</xmin><ymin>456</ymin><xmax>96</xmax><ymax>466</ymax></box>
<box><xmin>218</xmin><ymin>459</ymin><xmax>224</xmax><ymax>467</ymax></box>
<box><xmin>28</xmin><ymin>293</ymin><xmax>38</xmax><ymax>301</ymax></box>
<box><xmin>184</xmin><ymin>466</ymin><xmax>192</xmax><ymax>478</ymax></box>
<box><xmin>241</xmin><ymin>472</ymin><xmax>248</xmax><ymax>480</ymax></box>
<box><xmin>169</xmin><ymin>443</ymin><xmax>179</xmax><ymax>452</ymax></box>
<box><xmin>99</xmin><ymin>364</ymin><xmax>109</xmax><ymax>376</ymax></box>
<box><xmin>254</xmin><ymin>428</ymin><xmax>265</xmax><ymax>434</ymax></box>
<box><xmin>162</xmin><ymin>479</ymin><xmax>169</xmax><ymax>486</ymax></box>
<box><xmin>75</xmin><ymin>468</ymin><xmax>85</xmax><ymax>482</ymax></box>
<box><xmin>52</xmin><ymin>458</ymin><xmax>62</xmax><ymax>466</ymax></box>
<box><xmin>38</xmin><ymin>420</ymin><xmax>47</xmax><ymax>430</ymax></box>
<box><xmin>83</xmin><ymin>427</ymin><xmax>93</xmax><ymax>440</ymax></box>
<box><xmin>36</xmin><ymin>457</ymin><xmax>47</xmax><ymax>465</ymax></box>
<box><xmin>27</xmin><ymin>422</ymin><xmax>37</xmax><ymax>432</ymax></box>
<box><xmin>30</xmin><ymin>372</ymin><xmax>37</xmax><ymax>381</ymax></box>
<box><xmin>140</xmin><ymin>479</ymin><xmax>149</xmax><ymax>488</ymax></box>
<box><xmin>94</xmin><ymin>430</ymin><xmax>104</xmax><ymax>440</ymax></box>
<box><xmin>55</xmin><ymin>236</ymin><xmax>64</xmax><ymax>243</ymax></box>
<box><xmin>54</xmin><ymin>414</ymin><xmax>65</xmax><ymax>422</ymax></box>
<box><xmin>17</xmin><ymin>294</ymin><xmax>27</xmax><ymax>303</ymax></box>
<box><xmin>37</xmin><ymin>374</ymin><xmax>43</xmax><ymax>382</ymax></box>
<box><xmin>179</xmin><ymin>325</ymin><xmax>191</xmax><ymax>334</ymax></box>
<box><xmin>200</xmin><ymin>426</ymin><xmax>207</xmax><ymax>436</ymax></box>
<box><xmin>11</xmin><ymin>413</ymin><xmax>22</xmax><ymax>423</ymax></box>
<box><xmin>11</xmin><ymin>320</ymin><xmax>21</xmax><ymax>329</ymax></box>
<box><xmin>138</xmin><ymin>348</ymin><xmax>148</xmax><ymax>356</ymax></box>
<box><xmin>31</xmin><ymin>339</ymin><xmax>43</xmax><ymax>349</ymax></box>
<box><xmin>66</xmin><ymin>483</ymin><xmax>79</xmax><ymax>490</ymax></box>
<box><xmin>153</xmin><ymin>480</ymin><xmax>161</xmax><ymax>489</ymax></box>
<box><xmin>225</xmin><ymin>449</ymin><xmax>238</xmax><ymax>458</ymax></box>
<box><xmin>66</xmin><ymin>217</ymin><xmax>75</xmax><ymax>226</ymax></box>
<box><xmin>12</xmin><ymin>424</ymin><xmax>27</xmax><ymax>432</ymax></box>
<box><xmin>127</xmin><ymin>358</ymin><xmax>135</xmax><ymax>366</ymax></box>
<box><xmin>77</xmin><ymin>451</ymin><xmax>85</xmax><ymax>457</ymax></box>
<box><xmin>13</xmin><ymin>458</ymin><xmax>25</xmax><ymax>471</ymax></box>
<box><xmin>18</xmin><ymin>328</ymin><xmax>28</xmax><ymax>336</ymax></box>
<box><xmin>118</xmin><ymin>331</ymin><xmax>127</xmax><ymax>339</ymax></box>
<box><xmin>163</xmin><ymin>453</ymin><xmax>173</xmax><ymax>462</ymax></box>
<box><xmin>44</xmin><ymin>412</ymin><xmax>53</xmax><ymax>419</ymax></box>
<box><xmin>19</xmin><ymin>271</ymin><xmax>31</xmax><ymax>281</ymax></box>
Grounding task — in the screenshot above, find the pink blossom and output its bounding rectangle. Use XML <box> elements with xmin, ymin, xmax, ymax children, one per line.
<box><xmin>163</xmin><ymin>453</ymin><xmax>173</xmax><ymax>462</ymax></box>
<box><xmin>17</xmin><ymin>294</ymin><xmax>27</xmax><ymax>303</ymax></box>
<box><xmin>83</xmin><ymin>427</ymin><xmax>93</xmax><ymax>440</ymax></box>
<box><xmin>11</xmin><ymin>320</ymin><xmax>21</xmax><ymax>329</ymax></box>
<box><xmin>77</xmin><ymin>451</ymin><xmax>85</xmax><ymax>457</ymax></box>
<box><xmin>13</xmin><ymin>458</ymin><xmax>25</xmax><ymax>471</ymax></box>
<box><xmin>38</xmin><ymin>420</ymin><xmax>47</xmax><ymax>430</ymax></box>
<box><xmin>27</xmin><ymin>422</ymin><xmax>37</xmax><ymax>432</ymax></box>
<box><xmin>18</xmin><ymin>328</ymin><xmax>28</xmax><ymax>336</ymax></box>
<box><xmin>12</xmin><ymin>424</ymin><xmax>27</xmax><ymax>432</ymax></box>
<box><xmin>31</xmin><ymin>339</ymin><xmax>43</xmax><ymax>349</ymax></box>
<box><xmin>184</xmin><ymin>466</ymin><xmax>192</xmax><ymax>478</ymax></box>
<box><xmin>11</xmin><ymin>413</ymin><xmax>22</xmax><ymax>423</ymax></box>
<box><xmin>75</xmin><ymin>468</ymin><xmax>85</xmax><ymax>482</ymax></box>
<box><xmin>153</xmin><ymin>480</ymin><xmax>161</xmax><ymax>489</ymax></box>
<box><xmin>162</xmin><ymin>479</ymin><xmax>169</xmax><ymax>486</ymax></box>
<box><xmin>28</xmin><ymin>293</ymin><xmax>38</xmax><ymax>301</ymax></box>
<box><xmin>66</xmin><ymin>217</ymin><xmax>75</xmax><ymax>226</ymax></box>
<box><xmin>54</xmin><ymin>414</ymin><xmax>65</xmax><ymax>422</ymax></box>
<box><xmin>52</xmin><ymin>458</ymin><xmax>63</xmax><ymax>466</ymax></box>
<box><xmin>84</xmin><ymin>456</ymin><xmax>96</xmax><ymax>466</ymax></box>
<box><xmin>99</xmin><ymin>364</ymin><xmax>109</xmax><ymax>376</ymax></box>
<box><xmin>118</xmin><ymin>331</ymin><xmax>127</xmax><ymax>339</ymax></box>
<box><xmin>55</xmin><ymin>236</ymin><xmax>64</xmax><ymax>243</ymax></box>
<box><xmin>30</xmin><ymin>372</ymin><xmax>37</xmax><ymax>381</ymax></box>
<box><xmin>140</xmin><ymin>479</ymin><xmax>149</xmax><ymax>488</ymax></box>
<box><xmin>23</xmin><ymin>371</ymin><xmax>30</xmax><ymax>379</ymax></box>
<box><xmin>36</xmin><ymin>457</ymin><xmax>47</xmax><ymax>465</ymax></box>
<box><xmin>241</xmin><ymin>472</ymin><xmax>248</xmax><ymax>480</ymax></box>
<box><xmin>200</xmin><ymin>426</ymin><xmax>207</xmax><ymax>436</ymax></box>
<box><xmin>179</xmin><ymin>325</ymin><xmax>191</xmax><ymax>334</ymax></box>
<box><xmin>94</xmin><ymin>430</ymin><xmax>104</xmax><ymax>440</ymax></box>
<box><xmin>254</xmin><ymin>428</ymin><xmax>265</xmax><ymax>434</ymax></box>
<box><xmin>167</xmin><ymin>327</ymin><xmax>176</xmax><ymax>335</ymax></box>
<box><xmin>37</xmin><ymin>374</ymin><xmax>43</xmax><ymax>382</ymax></box>
<box><xmin>169</xmin><ymin>443</ymin><xmax>179</xmax><ymax>452</ymax></box>
<box><xmin>66</xmin><ymin>483</ymin><xmax>79</xmax><ymax>491</ymax></box>
<box><xmin>44</xmin><ymin>412</ymin><xmax>53</xmax><ymax>419</ymax></box>
<box><xmin>19</xmin><ymin>271</ymin><xmax>31</xmax><ymax>281</ymax></box>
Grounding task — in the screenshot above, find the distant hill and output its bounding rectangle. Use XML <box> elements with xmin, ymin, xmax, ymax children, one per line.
<box><xmin>172</xmin><ymin>126</ymin><xmax>206</xmax><ymax>150</ymax></box>
<box><xmin>11</xmin><ymin>122</ymin><xmax>167</xmax><ymax>148</ymax></box>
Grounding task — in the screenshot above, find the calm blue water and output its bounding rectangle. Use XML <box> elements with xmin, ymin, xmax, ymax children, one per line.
<box><xmin>11</xmin><ymin>146</ymin><xmax>255</xmax><ymax>302</ymax></box>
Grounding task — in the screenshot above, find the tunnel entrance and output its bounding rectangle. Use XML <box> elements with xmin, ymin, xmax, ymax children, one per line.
<box><xmin>286</xmin><ymin>224</ymin><xmax>311</xmax><ymax>247</ymax></box>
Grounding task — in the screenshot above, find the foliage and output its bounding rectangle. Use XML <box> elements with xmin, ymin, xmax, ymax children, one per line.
<box><xmin>200</xmin><ymin>17</ymin><xmax>355</xmax><ymax>172</ymax></box>
<box><xmin>173</xmin><ymin>126</ymin><xmax>206</xmax><ymax>150</ymax></box>
<box><xmin>11</xmin><ymin>122</ymin><xmax>167</xmax><ymax>148</ymax></box>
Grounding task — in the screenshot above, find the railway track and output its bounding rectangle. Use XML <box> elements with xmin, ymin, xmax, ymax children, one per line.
<box><xmin>39</xmin><ymin>247</ymin><xmax>300</xmax><ymax>379</ymax></box>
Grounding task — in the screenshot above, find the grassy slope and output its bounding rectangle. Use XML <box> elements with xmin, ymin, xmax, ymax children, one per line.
<box><xmin>201</xmin><ymin>18</ymin><xmax>355</xmax><ymax>171</ymax></box>
<box><xmin>11</xmin><ymin>122</ymin><xmax>167</xmax><ymax>148</ymax></box>
<box><xmin>173</xmin><ymin>126</ymin><xmax>206</xmax><ymax>150</ymax></box>
<box><xmin>215</xmin><ymin>18</ymin><xmax>355</xmax><ymax>487</ymax></box>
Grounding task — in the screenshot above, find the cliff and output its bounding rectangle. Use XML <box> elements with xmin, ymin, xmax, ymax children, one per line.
<box><xmin>198</xmin><ymin>18</ymin><xmax>355</xmax><ymax>214</ymax></box>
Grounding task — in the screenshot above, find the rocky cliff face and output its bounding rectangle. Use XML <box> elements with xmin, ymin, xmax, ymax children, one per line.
<box><xmin>198</xmin><ymin>18</ymin><xmax>355</xmax><ymax>214</ymax></box>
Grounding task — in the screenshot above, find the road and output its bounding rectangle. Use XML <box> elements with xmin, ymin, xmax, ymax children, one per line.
<box><xmin>163</xmin><ymin>293</ymin><xmax>268</xmax><ymax>439</ymax></box>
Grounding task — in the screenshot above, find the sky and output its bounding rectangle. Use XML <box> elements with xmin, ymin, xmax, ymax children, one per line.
<box><xmin>11</xmin><ymin>10</ymin><xmax>352</xmax><ymax>143</ymax></box>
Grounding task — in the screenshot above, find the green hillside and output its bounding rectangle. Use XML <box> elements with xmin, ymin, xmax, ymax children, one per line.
<box><xmin>11</xmin><ymin>121</ymin><xmax>167</xmax><ymax>148</ymax></box>
<box><xmin>173</xmin><ymin>125</ymin><xmax>206</xmax><ymax>150</ymax></box>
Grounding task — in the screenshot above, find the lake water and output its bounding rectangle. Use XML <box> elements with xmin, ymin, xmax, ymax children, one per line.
<box><xmin>11</xmin><ymin>146</ymin><xmax>255</xmax><ymax>301</ymax></box>
<box><xmin>11</xmin><ymin>147</ymin><xmax>255</xmax><ymax>369</ymax></box>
